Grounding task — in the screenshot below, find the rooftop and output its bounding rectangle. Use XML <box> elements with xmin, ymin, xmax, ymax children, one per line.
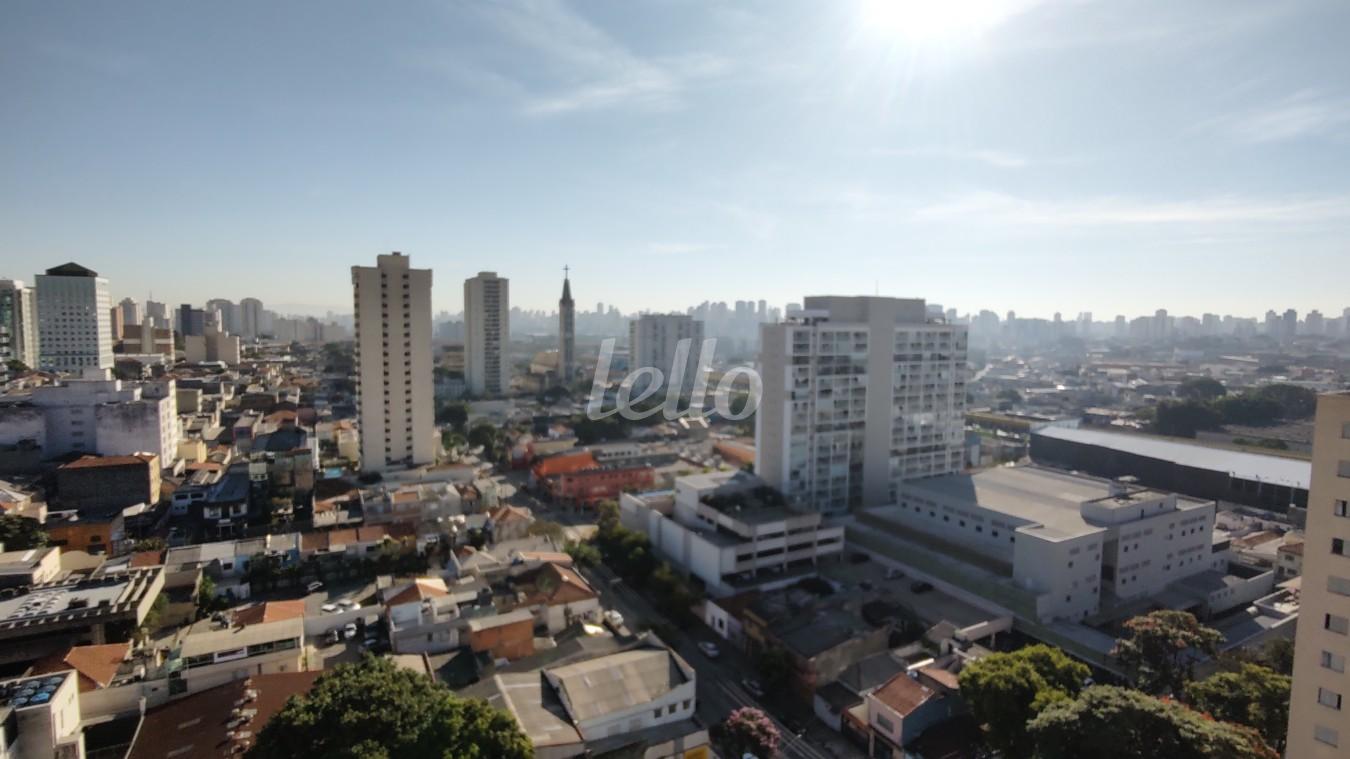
<box><xmin>1034</xmin><ymin>426</ymin><xmax>1310</xmax><ymax>490</ymax></box>
<box><xmin>548</xmin><ymin>648</ymin><xmax>687</xmax><ymax>723</ymax></box>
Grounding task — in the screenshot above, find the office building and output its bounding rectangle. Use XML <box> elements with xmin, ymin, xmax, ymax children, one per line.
<box><xmin>116</xmin><ymin>297</ymin><xmax>140</xmax><ymax>328</ymax></box>
<box><xmin>620</xmin><ymin>470</ymin><xmax>845</xmax><ymax>596</ymax></box>
<box><xmin>35</xmin><ymin>263</ymin><xmax>113</xmax><ymax>373</ymax></box>
<box><xmin>144</xmin><ymin>299</ymin><xmax>169</xmax><ymax>330</ymax></box>
<box><xmin>205</xmin><ymin>298</ymin><xmax>238</xmax><ymax>335</ymax></box>
<box><xmin>351</xmin><ymin>252</ymin><xmax>434</xmax><ymax>472</ymax></box>
<box><xmin>628</xmin><ymin>313</ymin><xmax>704</xmax><ymax>396</ymax></box>
<box><xmin>1286</xmin><ymin>392</ymin><xmax>1350</xmax><ymax>757</ymax></box>
<box><xmin>464</xmin><ymin>271</ymin><xmax>509</xmax><ymax>396</ymax></box>
<box><xmin>558</xmin><ymin>269</ymin><xmax>575</xmax><ymax>387</ymax></box>
<box><xmin>756</xmin><ymin>296</ymin><xmax>967</xmax><ymax>514</ymax></box>
<box><xmin>178</xmin><ymin>304</ymin><xmax>206</xmax><ymax>337</ymax></box>
<box><xmin>0</xmin><ymin>280</ymin><xmax>39</xmax><ymax>370</ymax></box>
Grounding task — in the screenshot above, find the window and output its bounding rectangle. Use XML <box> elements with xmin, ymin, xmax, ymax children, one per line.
<box><xmin>1330</xmin><ymin>575</ymin><xmax>1350</xmax><ymax>597</ymax></box>
<box><xmin>1337</xmin><ymin>499</ymin><xmax>1348</xmax><ymax>518</ymax></box>
<box><xmin>1336</xmin><ymin>538</ymin><xmax>1347</xmax><ymax>556</ymax></box>
<box><xmin>1343</xmin><ymin>421</ymin><xmax>1350</xmax><ymax>439</ymax></box>
<box><xmin>1340</xmin><ymin>461</ymin><xmax>1350</xmax><ymax>479</ymax></box>
<box><xmin>1315</xmin><ymin>725</ymin><xmax>1340</xmax><ymax>747</ymax></box>
<box><xmin>1318</xmin><ymin>687</ymin><xmax>1342</xmax><ymax>710</ymax></box>
<box><xmin>1322</xmin><ymin>650</ymin><xmax>1346</xmax><ymax>673</ymax></box>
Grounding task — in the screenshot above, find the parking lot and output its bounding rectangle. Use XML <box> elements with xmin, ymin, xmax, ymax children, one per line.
<box><xmin>820</xmin><ymin>553</ymin><xmax>997</xmax><ymax>629</ymax></box>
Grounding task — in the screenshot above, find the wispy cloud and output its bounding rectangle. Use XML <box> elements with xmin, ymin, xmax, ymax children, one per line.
<box><xmin>910</xmin><ymin>191</ymin><xmax>1350</xmax><ymax>227</ymax></box>
<box><xmin>411</xmin><ymin>0</ymin><xmax>728</xmax><ymax>116</ymax></box>
<box><xmin>871</xmin><ymin>146</ymin><xmax>1032</xmax><ymax>169</ymax></box>
<box><xmin>1204</xmin><ymin>89</ymin><xmax>1350</xmax><ymax>144</ymax></box>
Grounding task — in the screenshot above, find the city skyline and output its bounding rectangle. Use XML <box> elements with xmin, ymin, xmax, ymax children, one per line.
<box><xmin>4</xmin><ymin>0</ymin><xmax>1350</xmax><ymax>316</ymax></box>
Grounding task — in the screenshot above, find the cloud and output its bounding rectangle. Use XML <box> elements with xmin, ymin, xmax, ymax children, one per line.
<box><xmin>1204</xmin><ymin>90</ymin><xmax>1350</xmax><ymax>144</ymax></box>
<box><xmin>412</xmin><ymin>0</ymin><xmax>728</xmax><ymax>116</ymax></box>
<box><xmin>871</xmin><ymin>146</ymin><xmax>1032</xmax><ymax>169</ymax></box>
<box><xmin>910</xmin><ymin>190</ymin><xmax>1350</xmax><ymax>227</ymax></box>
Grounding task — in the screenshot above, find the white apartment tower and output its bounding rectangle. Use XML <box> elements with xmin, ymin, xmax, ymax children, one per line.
<box><xmin>35</xmin><ymin>263</ymin><xmax>113</xmax><ymax>373</ymax></box>
<box><xmin>629</xmin><ymin>314</ymin><xmax>705</xmax><ymax>395</ymax></box>
<box><xmin>117</xmin><ymin>297</ymin><xmax>141</xmax><ymax>328</ymax></box>
<box><xmin>463</xmin><ymin>272</ymin><xmax>510</xmax><ymax>396</ymax></box>
<box><xmin>1287</xmin><ymin>391</ymin><xmax>1350</xmax><ymax>757</ymax></box>
<box><xmin>239</xmin><ymin>297</ymin><xmax>264</xmax><ymax>339</ymax></box>
<box><xmin>756</xmin><ymin>296</ymin><xmax>967</xmax><ymax>514</ymax></box>
<box><xmin>0</xmin><ymin>279</ymin><xmax>40</xmax><ymax>370</ymax></box>
<box><xmin>352</xmin><ymin>252</ymin><xmax>435</xmax><ymax>472</ymax></box>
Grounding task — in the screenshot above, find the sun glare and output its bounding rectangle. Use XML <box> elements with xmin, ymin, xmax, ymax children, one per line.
<box><xmin>859</xmin><ymin>0</ymin><xmax>1026</xmax><ymax>42</ymax></box>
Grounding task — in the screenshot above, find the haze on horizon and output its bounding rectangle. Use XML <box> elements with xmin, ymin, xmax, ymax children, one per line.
<box><xmin>2</xmin><ymin>0</ymin><xmax>1349</xmax><ymax>319</ymax></box>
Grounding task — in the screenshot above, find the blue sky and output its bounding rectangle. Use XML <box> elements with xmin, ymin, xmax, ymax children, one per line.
<box><xmin>3</xmin><ymin>0</ymin><xmax>1349</xmax><ymax>319</ymax></box>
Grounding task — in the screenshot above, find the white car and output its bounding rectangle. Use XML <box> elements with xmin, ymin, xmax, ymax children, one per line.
<box><xmin>343</xmin><ymin>623</ymin><xmax>358</xmax><ymax>640</ymax></box>
<box><xmin>697</xmin><ymin>641</ymin><xmax>721</xmax><ymax>659</ymax></box>
<box><xmin>338</xmin><ymin>599</ymin><xmax>360</xmax><ymax>611</ymax></box>
<box><xmin>320</xmin><ymin>603</ymin><xmax>339</xmax><ymax>613</ymax></box>
<box><xmin>306</xmin><ymin>581</ymin><xmax>324</xmax><ymax>593</ymax></box>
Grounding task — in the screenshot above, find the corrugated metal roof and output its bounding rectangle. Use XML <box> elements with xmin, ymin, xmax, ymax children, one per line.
<box><xmin>1034</xmin><ymin>427</ymin><xmax>1310</xmax><ymax>489</ymax></box>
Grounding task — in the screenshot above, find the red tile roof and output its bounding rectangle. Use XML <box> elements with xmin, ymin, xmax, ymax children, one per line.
<box><xmin>61</xmin><ymin>453</ymin><xmax>157</xmax><ymax>470</ymax></box>
<box><xmin>533</xmin><ymin>450</ymin><xmax>598</xmax><ymax>477</ymax></box>
<box><xmin>30</xmin><ymin>642</ymin><xmax>130</xmax><ymax>692</ymax></box>
<box><xmin>129</xmin><ymin>550</ymin><xmax>166</xmax><ymax>568</ymax></box>
<box><xmin>127</xmin><ymin>672</ymin><xmax>321</xmax><ymax>759</ymax></box>
<box><xmin>871</xmin><ymin>672</ymin><xmax>935</xmax><ymax>717</ymax></box>
<box><xmin>231</xmin><ymin>600</ymin><xmax>306</xmax><ymax>627</ymax></box>
<box><xmin>385</xmin><ymin>578</ymin><xmax>449</xmax><ymax>607</ymax></box>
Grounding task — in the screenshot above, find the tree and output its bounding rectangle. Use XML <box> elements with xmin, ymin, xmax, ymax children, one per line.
<box><xmin>711</xmin><ymin>707</ymin><xmax>780</xmax><ymax>759</ymax></box>
<box><xmin>467</xmin><ymin>422</ymin><xmax>503</xmax><ymax>460</ymax></box>
<box><xmin>1185</xmin><ymin>663</ymin><xmax>1290</xmax><ymax>751</ymax></box>
<box><xmin>1112</xmin><ymin>610</ymin><xmax>1223</xmax><ymax>695</ymax></box>
<box><xmin>756</xmin><ymin>646</ymin><xmax>795</xmax><ymax>692</ymax></box>
<box><xmin>1178</xmin><ymin>378</ymin><xmax>1226</xmax><ymax>402</ymax></box>
<box><xmin>251</xmin><ymin>656</ymin><xmax>531</xmax><ymax>759</ymax></box>
<box><xmin>564</xmin><ymin>541</ymin><xmax>600</xmax><ymax>568</ymax></box>
<box><xmin>526</xmin><ymin>520</ymin><xmax>565</xmax><ymax>543</ymax></box>
<box><xmin>133</xmin><ymin>537</ymin><xmax>167</xmax><ymax>553</ymax></box>
<box><xmin>0</xmin><ymin>515</ymin><xmax>47</xmax><ymax>550</ymax></box>
<box><xmin>435</xmin><ymin>401</ymin><xmax>469</xmax><ymax>431</ymax></box>
<box><xmin>958</xmin><ymin>644</ymin><xmax>1089</xmax><ymax>756</ymax></box>
<box><xmin>5</xmin><ymin>359</ymin><xmax>28</xmax><ymax>374</ymax></box>
<box><xmin>1250</xmin><ymin>383</ymin><xmax>1316</xmax><ymax>419</ymax></box>
<box><xmin>1153</xmin><ymin>400</ymin><xmax>1222</xmax><ymax>438</ymax></box>
<box><xmin>1028</xmin><ymin>685</ymin><xmax>1278</xmax><ymax>759</ymax></box>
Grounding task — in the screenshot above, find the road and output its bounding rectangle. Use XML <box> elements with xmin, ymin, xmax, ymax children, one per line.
<box><xmin>582</xmin><ymin>563</ymin><xmax>860</xmax><ymax>759</ymax></box>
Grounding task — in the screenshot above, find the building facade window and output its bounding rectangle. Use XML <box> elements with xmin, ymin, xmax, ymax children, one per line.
<box><xmin>1329</xmin><ymin>575</ymin><xmax>1350</xmax><ymax>597</ymax></box>
<box><xmin>1314</xmin><ymin>725</ymin><xmax>1339</xmax><ymax>747</ymax></box>
<box><xmin>1317</xmin><ymin>688</ymin><xmax>1343</xmax><ymax>710</ymax></box>
<box><xmin>1322</xmin><ymin>650</ymin><xmax>1346</xmax><ymax>673</ymax></box>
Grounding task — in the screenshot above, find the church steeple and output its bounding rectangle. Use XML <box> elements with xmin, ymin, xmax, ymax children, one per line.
<box><xmin>560</xmin><ymin>265</ymin><xmax>573</xmax><ymax>303</ymax></box>
<box><xmin>558</xmin><ymin>266</ymin><xmax>576</xmax><ymax>388</ymax></box>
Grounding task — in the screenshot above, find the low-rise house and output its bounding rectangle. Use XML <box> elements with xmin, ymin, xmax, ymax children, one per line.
<box><xmin>465</xmin><ymin>609</ymin><xmax>535</xmax><ymax>661</ymax></box>
<box><xmin>126</xmin><ymin>671</ymin><xmax>322</xmax><ymax>759</ymax></box>
<box><xmin>499</xmin><ymin>562</ymin><xmax>601</xmax><ymax>634</ymax></box>
<box><xmin>0</xmin><ymin>669</ymin><xmax>84</xmax><ymax>759</ymax></box>
<box><xmin>1276</xmin><ymin>538</ymin><xmax>1304</xmax><ymax>579</ymax></box>
<box><xmin>0</xmin><ymin>479</ymin><xmax>45</xmax><ymax>523</ymax></box>
<box><xmin>465</xmin><ymin>633</ymin><xmax>708</xmax><ymax>759</ymax></box>
<box><xmin>0</xmin><ymin>547</ymin><xmax>62</xmax><ymax>589</ymax></box>
<box><xmin>381</xmin><ymin>577</ymin><xmax>479</xmax><ymax>655</ymax></box>
<box><xmin>486</xmin><ymin>504</ymin><xmax>534</xmax><ymax>543</ymax></box>
<box><xmin>856</xmin><ymin>671</ymin><xmax>962</xmax><ymax>758</ymax></box>
<box><xmin>56</xmin><ymin>454</ymin><xmax>160</xmax><ymax>516</ymax></box>
<box><xmin>169</xmin><ymin>602</ymin><xmax>306</xmax><ymax>694</ymax></box>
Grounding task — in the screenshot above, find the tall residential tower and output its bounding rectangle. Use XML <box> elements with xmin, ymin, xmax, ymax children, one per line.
<box><xmin>558</xmin><ymin>268</ymin><xmax>575</xmax><ymax>387</ymax></box>
<box><xmin>35</xmin><ymin>263</ymin><xmax>113</xmax><ymax>373</ymax></box>
<box><xmin>464</xmin><ymin>272</ymin><xmax>510</xmax><ymax>397</ymax></box>
<box><xmin>756</xmin><ymin>296</ymin><xmax>967</xmax><ymax>514</ymax></box>
<box><xmin>1286</xmin><ymin>391</ymin><xmax>1350</xmax><ymax>756</ymax></box>
<box><xmin>629</xmin><ymin>313</ymin><xmax>704</xmax><ymax>396</ymax></box>
<box><xmin>352</xmin><ymin>252</ymin><xmax>435</xmax><ymax>472</ymax></box>
<box><xmin>0</xmin><ymin>280</ymin><xmax>40</xmax><ymax>370</ymax></box>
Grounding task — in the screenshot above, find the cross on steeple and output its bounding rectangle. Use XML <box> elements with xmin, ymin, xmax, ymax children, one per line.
<box><xmin>564</xmin><ymin>264</ymin><xmax>569</xmax><ymax>279</ymax></box>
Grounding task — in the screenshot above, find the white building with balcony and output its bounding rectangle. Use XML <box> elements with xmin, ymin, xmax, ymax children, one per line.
<box><xmin>620</xmin><ymin>470</ymin><xmax>845</xmax><ymax>596</ymax></box>
<box><xmin>756</xmin><ymin>296</ymin><xmax>967</xmax><ymax>515</ymax></box>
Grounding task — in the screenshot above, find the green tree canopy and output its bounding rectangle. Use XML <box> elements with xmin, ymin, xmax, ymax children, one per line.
<box><xmin>250</xmin><ymin>656</ymin><xmax>531</xmax><ymax>759</ymax></box>
<box><xmin>958</xmin><ymin>644</ymin><xmax>1089</xmax><ymax>756</ymax></box>
<box><xmin>1028</xmin><ymin>685</ymin><xmax>1278</xmax><ymax>759</ymax></box>
<box><xmin>1184</xmin><ymin>663</ymin><xmax>1290</xmax><ymax>751</ymax></box>
<box><xmin>1153</xmin><ymin>400</ymin><xmax>1223</xmax><ymax>438</ymax></box>
<box><xmin>0</xmin><ymin>515</ymin><xmax>47</xmax><ymax>550</ymax></box>
<box><xmin>1177</xmin><ymin>378</ymin><xmax>1226</xmax><ymax>401</ymax></box>
<box><xmin>1112</xmin><ymin>610</ymin><xmax>1222</xmax><ymax>695</ymax></box>
<box><xmin>1249</xmin><ymin>383</ymin><xmax>1316</xmax><ymax>418</ymax></box>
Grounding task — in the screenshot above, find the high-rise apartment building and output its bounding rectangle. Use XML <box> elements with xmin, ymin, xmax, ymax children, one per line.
<box><xmin>463</xmin><ymin>272</ymin><xmax>509</xmax><ymax>397</ymax></box>
<box><xmin>558</xmin><ymin>270</ymin><xmax>575</xmax><ymax>387</ymax></box>
<box><xmin>1286</xmin><ymin>391</ymin><xmax>1350</xmax><ymax>757</ymax></box>
<box><xmin>239</xmin><ymin>297</ymin><xmax>263</xmax><ymax>339</ymax></box>
<box><xmin>756</xmin><ymin>296</ymin><xmax>967</xmax><ymax>514</ymax></box>
<box><xmin>117</xmin><ymin>297</ymin><xmax>141</xmax><ymax>328</ymax></box>
<box><xmin>0</xmin><ymin>279</ymin><xmax>40</xmax><ymax>370</ymax></box>
<box><xmin>206</xmin><ymin>298</ymin><xmax>239</xmax><ymax>335</ymax></box>
<box><xmin>145</xmin><ymin>300</ymin><xmax>169</xmax><ymax>329</ymax></box>
<box><xmin>36</xmin><ymin>263</ymin><xmax>113</xmax><ymax>373</ymax></box>
<box><xmin>352</xmin><ymin>252</ymin><xmax>434</xmax><ymax>472</ymax></box>
<box><xmin>629</xmin><ymin>314</ymin><xmax>704</xmax><ymax>396</ymax></box>
<box><xmin>179</xmin><ymin>304</ymin><xmax>207</xmax><ymax>336</ymax></box>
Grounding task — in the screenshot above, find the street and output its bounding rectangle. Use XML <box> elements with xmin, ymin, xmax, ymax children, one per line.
<box><xmin>582</xmin><ymin>563</ymin><xmax>863</xmax><ymax>759</ymax></box>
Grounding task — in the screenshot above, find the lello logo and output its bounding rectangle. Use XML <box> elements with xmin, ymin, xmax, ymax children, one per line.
<box><xmin>585</xmin><ymin>338</ymin><xmax>761</xmax><ymax>422</ymax></box>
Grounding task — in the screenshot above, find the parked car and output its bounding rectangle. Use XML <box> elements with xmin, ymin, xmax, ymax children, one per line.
<box><xmin>307</xmin><ymin>581</ymin><xmax>324</xmax><ymax>593</ymax></box>
<box><xmin>697</xmin><ymin>641</ymin><xmax>721</xmax><ymax>659</ymax></box>
<box><xmin>324</xmin><ymin>629</ymin><xmax>341</xmax><ymax>645</ymax></box>
<box><xmin>320</xmin><ymin>603</ymin><xmax>339</xmax><ymax>613</ymax></box>
<box><xmin>741</xmin><ymin>678</ymin><xmax>765</xmax><ymax>698</ymax></box>
<box><xmin>338</xmin><ymin>599</ymin><xmax>360</xmax><ymax>610</ymax></box>
<box><xmin>910</xmin><ymin>581</ymin><xmax>934</xmax><ymax>594</ymax></box>
<box><xmin>343</xmin><ymin>622</ymin><xmax>358</xmax><ymax>640</ymax></box>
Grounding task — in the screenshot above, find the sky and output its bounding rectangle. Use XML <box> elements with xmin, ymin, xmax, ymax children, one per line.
<box><xmin>3</xmin><ymin>0</ymin><xmax>1349</xmax><ymax>320</ymax></box>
